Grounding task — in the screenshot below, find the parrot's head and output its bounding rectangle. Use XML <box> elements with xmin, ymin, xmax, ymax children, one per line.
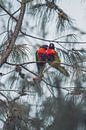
<box><xmin>49</xmin><ymin>43</ymin><xmax>55</xmax><ymax>49</ymax></box>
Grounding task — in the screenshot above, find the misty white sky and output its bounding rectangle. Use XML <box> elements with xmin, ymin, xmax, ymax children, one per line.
<box><xmin>55</xmin><ymin>0</ymin><xmax>86</xmax><ymax>50</ymax></box>
<box><xmin>60</xmin><ymin>0</ymin><xmax>86</xmax><ymax>30</ymax></box>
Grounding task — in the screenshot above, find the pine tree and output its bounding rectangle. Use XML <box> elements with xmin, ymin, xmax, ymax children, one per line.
<box><xmin>0</xmin><ymin>0</ymin><xmax>86</xmax><ymax>130</ymax></box>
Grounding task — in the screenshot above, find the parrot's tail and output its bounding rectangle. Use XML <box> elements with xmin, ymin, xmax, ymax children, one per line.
<box><xmin>51</xmin><ymin>63</ymin><xmax>70</xmax><ymax>77</ymax></box>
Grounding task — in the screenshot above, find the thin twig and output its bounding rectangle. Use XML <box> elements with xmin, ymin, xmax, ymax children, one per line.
<box><xmin>0</xmin><ymin>14</ymin><xmax>8</xmax><ymax>16</ymax></box>
<box><xmin>6</xmin><ymin>60</ymin><xmax>86</xmax><ymax>68</ymax></box>
<box><xmin>0</xmin><ymin>31</ymin><xmax>7</xmax><ymax>36</ymax></box>
<box><xmin>0</xmin><ymin>92</ymin><xmax>9</xmax><ymax>101</ymax></box>
<box><xmin>7</xmin><ymin>7</ymin><xmax>21</xmax><ymax>39</ymax></box>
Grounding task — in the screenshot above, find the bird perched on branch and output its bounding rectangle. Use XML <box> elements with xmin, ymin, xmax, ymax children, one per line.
<box><xmin>36</xmin><ymin>43</ymin><xmax>69</xmax><ymax>77</ymax></box>
<box><xmin>36</xmin><ymin>45</ymin><xmax>48</xmax><ymax>77</ymax></box>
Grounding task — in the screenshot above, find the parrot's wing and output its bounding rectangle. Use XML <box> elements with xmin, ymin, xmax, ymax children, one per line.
<box><xmin>50</xmin><ymin>63</ymin><xmax>70</xmax><ymax>77</ymax></box>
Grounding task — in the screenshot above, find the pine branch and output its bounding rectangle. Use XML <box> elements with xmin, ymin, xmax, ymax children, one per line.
<box><xmin>0</xmin><ymin>3</ymin><xmax>86</xmax><ymax>45</ymax></box>
<box><xmin>0</xmin><ymin>0</ymin><xmax>26</xmax><ymax>67</ymax></box>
